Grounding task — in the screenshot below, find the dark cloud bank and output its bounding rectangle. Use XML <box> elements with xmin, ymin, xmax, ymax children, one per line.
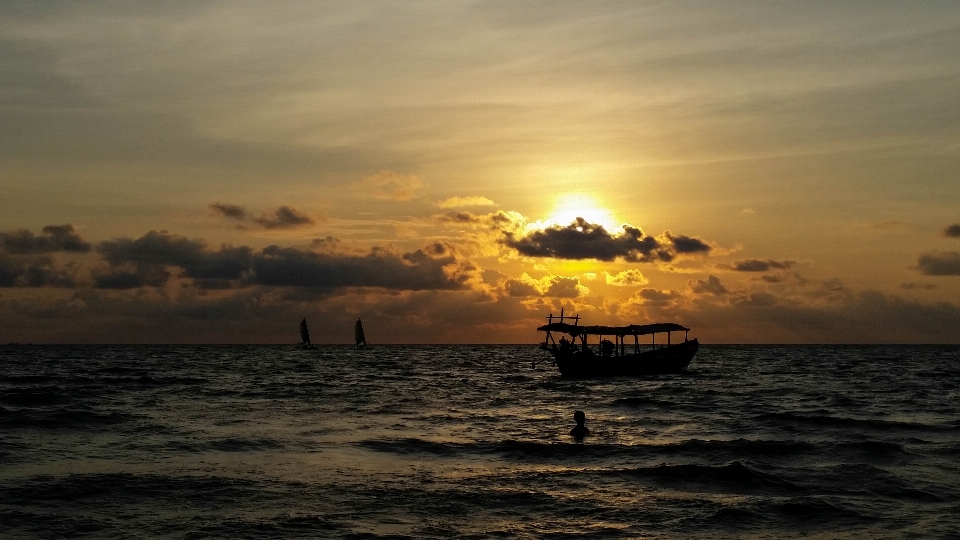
<box><xmin>503</xmin><ymin>217</ymin><xmax>710</xmax><ymax>262</ymax></box>
<box><xmin>916</xmin><ymin>251</ymin><xmax>960</xmax><ymax>276</ymax></box>
<box><xmin>2</xmin><ymin>226</ymin><xmax>467</xmax><ymax>292</ymax></box>
<box><xmin>724</xmin><ymin>259</ymin><xmax>795</xmax><ymax>272</ymax></box>
<box><xmin>4</xmin><ymin>223</ymin><xmax>960</xmax><ymax>343</ymax></box>
<box><xmin>0</xmin><ymin>225</ymin><xmax>88</xmax><ymax>287</ymax></box>
<box><xmin>0</xmin><ymin>224</ymin><xmax>91</xmax><ymax>254</ymax></box>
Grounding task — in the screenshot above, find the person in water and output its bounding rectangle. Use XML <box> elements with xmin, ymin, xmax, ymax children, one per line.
<box><xmin>300</xmin><ymin>318</ymin><xmax>311</xmax><ymax>345</ymax></box>
<box><xmin>570</xmin><ymin>410</ymin><xmax>590</xmax><ymax>439</ymax></box>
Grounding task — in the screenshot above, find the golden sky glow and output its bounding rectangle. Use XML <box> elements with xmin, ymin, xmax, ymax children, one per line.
<box><xmin>1</xmin><ymin>2</ymin><xmax>959</xmax><ymax>343</ymax></box>
<box><xmin>544</xmin><ymin>194</ymin><xmax>619</xmax><ymax>231</ymax></box>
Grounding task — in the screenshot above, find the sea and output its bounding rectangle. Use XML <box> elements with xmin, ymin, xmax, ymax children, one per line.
<box><xmin>1</xmin><ymin>344</ymin><xmax>958</xmax><ymax>539</ymax></box>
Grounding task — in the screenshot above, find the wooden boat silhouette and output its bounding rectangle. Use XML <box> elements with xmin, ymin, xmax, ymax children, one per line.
<box><xmin>538</xmin><ymin>311</ymin><xmax>698</xmax><ymax>377</ymax></box>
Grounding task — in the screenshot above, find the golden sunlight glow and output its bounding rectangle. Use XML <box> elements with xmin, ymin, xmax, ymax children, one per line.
<box><xmin>545</xmin><ymin>194</ymin><xmax>619</xmax><ymax>230</ymax></box>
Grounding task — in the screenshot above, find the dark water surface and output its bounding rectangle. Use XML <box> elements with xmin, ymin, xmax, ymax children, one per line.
<box><xmin>1</xmin><ymin>345</ymin><xmax>958</xmax><ymax>539</ymax></box>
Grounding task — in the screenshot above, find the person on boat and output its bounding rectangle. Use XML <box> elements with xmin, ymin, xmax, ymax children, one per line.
<box><xmin>601</xmin><ymin>339</ymin><xmax>614</xmax><ymax>357</ymax></box>
<box><xmin>559</xmin><ymin>336</ymin><xmax>571</xmax><ymax>352</ymax></box>
<box><xmin>569</xmin><ymin>410</ymin><xmax>590</xmax><ymax>439</ymax></box>
<box><xmin>300</xmin><ymin>318</ymin><xmax>311</xmax><ymax>346</ymax></box>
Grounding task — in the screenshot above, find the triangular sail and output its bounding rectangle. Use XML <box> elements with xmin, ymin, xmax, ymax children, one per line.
<box><xmin>299</xmin><ymin>318</ymin><xmax>311</xmax><ymax>345</ymax></box>
<box><xmin>355</xmin><ymin>319</ymin><xmax>366</xmax><ymax>346</ymax></box>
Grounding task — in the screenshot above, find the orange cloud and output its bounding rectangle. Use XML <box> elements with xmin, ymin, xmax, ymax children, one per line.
<box><xmin>355</xmin><ymin>170</ymin><xmax>424</xmax><ymax>201</ymax></box>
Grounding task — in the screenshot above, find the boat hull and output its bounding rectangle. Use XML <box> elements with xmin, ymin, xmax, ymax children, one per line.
<box><xmin>548</xmin><ymin>339</ymin><xmax>698</xmax><ymax>377</ymax></box>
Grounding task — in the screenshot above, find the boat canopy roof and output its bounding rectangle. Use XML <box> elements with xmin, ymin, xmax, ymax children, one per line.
<box><xmin>537</xmin><ymin>322</ymin><xmax>689</xmax><ymax>336</ymax></box>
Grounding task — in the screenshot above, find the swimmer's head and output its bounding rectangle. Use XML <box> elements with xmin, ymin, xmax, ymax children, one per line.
<box><xmin>574</xmin><ymin>410</ymin><xmax>586</xmax><ymax>424</ymax></box>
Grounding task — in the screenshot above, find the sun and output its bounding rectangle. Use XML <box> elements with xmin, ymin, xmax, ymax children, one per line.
<box><xmin>545</xmin><ymin>194</ymin><xmax>618</xmax><ymax>230</ymax></box>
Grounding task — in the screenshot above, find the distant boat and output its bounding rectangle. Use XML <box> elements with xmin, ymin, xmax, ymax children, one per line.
<box><xmin>538</xmin><ymin>311</ymin><xmax>697</xmax><ymax>377</ymax></box>
<box><xmin>355</xmin><ymin>318</ymin><xmax>367</xmax><ymax>349</ymax></box>
<box><xmin>300</xmin><ymin>318</ymin><xmax>315</xmax><ymax>349</ymax></box>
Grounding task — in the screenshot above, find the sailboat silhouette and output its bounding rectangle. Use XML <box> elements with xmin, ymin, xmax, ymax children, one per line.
<box><xmin>355</xmin><ymin>318</ymin><xmax>367</xmax><ymax>349</ymax></box>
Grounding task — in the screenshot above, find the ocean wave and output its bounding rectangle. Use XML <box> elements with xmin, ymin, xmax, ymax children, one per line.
<box><xmin>835</xmin><ymin>439</ymin><xmax>910</xmax><ymax>460</ymax></box>
<box><xmin>811</xmin><ymin>463</ymin><xmax>954</xmax><ymax>502</ymax></box>
<box><xmin>0</xmin><ymin>406</ymin><xmax>140</xmax><ymax>430</ymax></box>
<box><xmin>360</xmin><ymin>437</ymin><xmax>464</xmax><ymax>457</ymax></box>
<box><xmin>185</xmin><ymin>514</ymin><xmax>342</xmax><ymax>539</ymax></box>
<box><xmin>765</xmin><ymin>497</ymin><xmax>875</xmax><ymax>525</ymax></box>
<box><xmin>667</xmin><ymin>438</ymin><xmax>817</xmax><ymax>459</ymax></box>
<box><xmin>0</xmin><ymin>374</ymin><xmax>61</xmax><ymax>384</ymax></box>
<box><xmin>3</xmin><ymin>344</ymin><xmax>959</xmax><ymax>538</ymax></box>
<box><xmin>610</xmin><ymin>396</ymin><xmax>675</xmax><ymax>408</ymax></box>
<box><xmin>134</xmin><ymin>375</ymin><xmax>208</xmax><ymax>386</ymax></box>
<box><xmin>0</xmin><ymin>386</ymin><xmax>71</xmax><ymax>407</ymax></box>
<box><xmin>0</xmin><ymin>509</ymin><xmax>111</xmax><ymax>538</ymax></box>
<box><xmin>354</xmin><ymin>435</ymin><xmax>924</xmax><ymax>472</ymax></box>
<box><xmin>618</xmin><ymin>460</ymin><xmax>803</xmax><ymax>495</ymax></box>
<box><xmin>208</xmin><ymin>437</ymin><xmax>286</xmax><ymax>452</ymax></box>
<box><xmin>0</xmin><ymin>473</ymin><xmax>264</xmax><ymax>507</ymax></box>
<box><xmin>755</xmin><ymin>411</ymin><xmax>955</xmax><ymax>432</ymax></box>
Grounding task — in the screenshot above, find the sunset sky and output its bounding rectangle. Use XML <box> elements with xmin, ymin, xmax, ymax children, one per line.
<box><xmin>2</xmin><ymin>1</ymin><xmax>959</xmax><ymax>343</ymax></box>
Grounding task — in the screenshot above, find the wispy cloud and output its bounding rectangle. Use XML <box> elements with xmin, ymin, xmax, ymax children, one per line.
<box><xmin>723</xmin><ymin>259</ymin><xmax>795</xmax><ymax>272</ymax></box>
<box><xmin>209</xmin><ymin>203</ymin><xmax>248</xmax><ymax>221</ymax></box>
<box><xmin>355</xmin><ymin>171</ymin><xmax>424</xmax><ymax>201</ymax></box>
<box><xmin>436</xmin><ymin>196</ymin><xmax>495</xmax><ymax>208</ymax></box>
<box><xmin>254</xmin><ymin>206</ymin><xmax>316</xmax><ymax>229</ymax></box>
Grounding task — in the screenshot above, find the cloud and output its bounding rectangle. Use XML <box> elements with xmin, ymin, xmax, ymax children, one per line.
<box><xmin>503</xmin><ymin>218</ymin><xmax>711</xmax><ymax>262</ymax></box>
<box><xmin>868</xmin><ymin>220</ymin><xmax>908</xmax><ymax>229</ymax></box>
<box><xmin>605</xmin><ymin>269</ymin><xmax>648</xmax><ymax>287</ymax></box>
<box><xmin>731</xmin><ymin>291</ymin><xmax>777</xmax><ymax>307</ymax></box>
<box><xmin>505</xmin><ymin>278</ymin><xmax>540</xmax><ymax>297</ymax></box>
<box><xmin>436</xmin><ymin>196</ymin><xmax>495</xmax><ymax>208</ymax></box>
<box><xmin>944</xmin><ymin>224</ymin><xmax>960</xmax><ymax>238</ymax></box>
<box><xmin>0</xmin><ymin>224</ymin><xmax>91</xmax><ymax>254</ymax></box>
<box><xmin>916</xmin><ymin>251</ymin><xmax>960</xmax><ymax>276</ymax></box>
<box><xmin>93</xmin><ymin>230</ymin><xmax>475</xmax><ymax>291</ymax></box>
<box><xmin>900</xmin><ymin>282</ymin><xmax>939</xmax><ymax>290</ymax></box>
<box><xmin>633</xmin><ymin>288</ymin><xmax>680</xmax><ymax>307</ymax></box>
<box><xmin>437</xmin><ymin>211</ymin><xmax>483</xmax><ymax>224</ymax></box>
<box><xmin>253</xmin><ymin>206</ymin><xmax>315</xmax><ymax>229</ymax></box>
<box><xmin>726</xmin><ymin>259</ymin><xmax>795</xmax><ymax>272</ymax></box>
<box><xmin>504</xmin><ymin>273</ymin><xmax>587</xmax><ymax>298</ymax></box>
<box><xmin>250</xmin><ymin>244</ymin><xmax>468</xmax><ymax>290</ymax></box>
<box><xmin>97</xmin><ymin>231</ymin><xmax>253</xmax><ymax>283</ymax></box>
<box><xmin>92</xmin><ymin>265</ymin><xmax>170</xmax><ymax>289</ymax></box>
<box><xmin>210</xmin><ymin>203</ymin><xmax>318</xmax><ymax>229</ymax></box>
<box><xmin>691</xmin><ymin>275</ymin><xmax>728</xmax><ymax>295</ymax></box>
<box><xmin>0</xmin><ymin>256</ymin><xmax>77</xmax><ymax>288</ymax></box>
<box><xmin>821</xmin><ymin>278</ymin><xmax>847</xmax><ymax>292</ymax></box>
<box><xmin>677</xmin><ymin>288</ymin><xmax>960</xmax><ymax>344</ymax></box>
<box><xmin>355</xmin><ymin>170</ymin><xmax>424</xmax><ymax>201</ymax></box>
<box><xmin>209</xmin><ymin>203</ymin><xmax>248</xmax><ymax>221</ymax></box>
<box><xmin>0</xmin><ymin>222</ymin><xmax>479</xmax><ymax>294</ymax></box>
<box><xmin>665</xmin><ymin>232</ymin><xmax>711</xmax><ymax>254</ymax></box>
<box><xmin>437</xmin><ymin>210</ymin><xmax>525</xmax><ymax>231</ymax></box>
